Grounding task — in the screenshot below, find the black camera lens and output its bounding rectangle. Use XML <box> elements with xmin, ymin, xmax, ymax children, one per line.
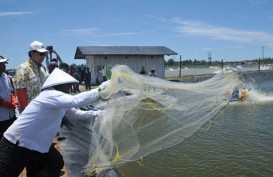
<box><xmin>46</xmin><ymin>46</ymin><xmax>53</xmax><ymax>51</ymax></box>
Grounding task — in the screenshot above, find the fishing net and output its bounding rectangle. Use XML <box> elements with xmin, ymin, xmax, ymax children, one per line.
<box><xmin>83</xmin><ymin>65</ymin><xmax>244</xmax><ymax>176</ymax></box>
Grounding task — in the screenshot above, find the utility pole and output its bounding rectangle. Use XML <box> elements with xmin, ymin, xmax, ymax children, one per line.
<box><xmin>221</xmin><ymin>59</ymin><xmax>224</xmax><ymax>74</ymax></box>
<box><xmin>262</xmin><ymin>46</ymin><xmax>264</xmax><ymax>60</ymax></box>
<box><xmin>179</xmin><ymin>55</ymin><xmax>182</xmax><ymax>78</ymax></box>
<box><xmin>208</xmin><ymin>52</ymin><xmax>212</xmax><ymax>65</ymax></box>
<box><xmin>258</xmin><ymin>57</ymin><xmax>260</xmax><ymax>72</ymax></box>
<box><xmin>259</xmin><ymin>46</ymin><xmax>264</xmax><ymax>72</ymax></box>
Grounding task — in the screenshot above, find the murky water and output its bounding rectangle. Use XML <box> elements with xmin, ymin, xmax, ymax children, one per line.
<box><xmin>117</xmin><ymin>79</ymin><xmax>273</xmax><ymax>177</ymax></box>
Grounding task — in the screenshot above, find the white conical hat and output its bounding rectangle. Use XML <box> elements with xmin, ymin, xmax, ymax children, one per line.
<box><xmin>41</xmin><ymin>68</ymin><xmax>79</xmax><ymax>90</ymax></box>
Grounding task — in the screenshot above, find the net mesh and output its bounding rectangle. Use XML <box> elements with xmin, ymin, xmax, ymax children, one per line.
<box><xmin>84</xmin><ymin>65</ymin><xmax>244</xmax><ymax>176</ymax></box>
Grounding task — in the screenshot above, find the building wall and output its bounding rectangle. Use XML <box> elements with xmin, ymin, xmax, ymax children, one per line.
<box><xmin>85</xmin><ymin>55</ymin><xmax>165</xmax><ymax>85</ymax></box>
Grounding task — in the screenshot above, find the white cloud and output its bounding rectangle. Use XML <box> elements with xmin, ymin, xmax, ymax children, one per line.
<box><xmin>61</xmin><ymin>28</ymin><xmax>100</xmax><ymax>36</ymax></box>
<box><xmin>62</xmin><ymin>28</ymin><xmax>142</xmax><ymax>37</ymax></box>
<box><xmin>0</xmin><ymin>11</ymin><xmax>32</xmax><ymax>17</ymax></box>
<box><xmin>102</xmin><ymin>32</ymin><xmax>143</xmax><ymax>37</ymax></box>
<box><xmin>194</xmin><ymin>48</ymin><xmax>221</xmax><ymax>52</ymax></box>
<box><xmin>248</xmin><ymin>0</ymin><xmax>270</xmax><ymax>5</ymax></box>
<box><xmin>172</xmin><ymin>18</ymin><xmax>273</xmax><ymax>47</ymax></box>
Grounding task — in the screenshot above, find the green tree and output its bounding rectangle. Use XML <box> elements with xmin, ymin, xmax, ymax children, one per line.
<box><xmin>167</xmin><ymin>58</ymin><xmax>175</xmax><ymax>66</ymax></box>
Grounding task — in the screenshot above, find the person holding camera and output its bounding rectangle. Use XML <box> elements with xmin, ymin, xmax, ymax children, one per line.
<box><xmin>45</xmin><ymin>46</ymin><xmax>63</xmax><ymax>75</ymax></box>
<box><xmin>45</xmin><ymin>46</ymin><xmax>63</xmax><ymax>66</ymax></box>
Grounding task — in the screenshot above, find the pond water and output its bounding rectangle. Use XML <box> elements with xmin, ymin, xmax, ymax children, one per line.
<box><xmin>116</xmin><ymin>79</ymin><xmax>273</xmax><ymax>177</ymax></box>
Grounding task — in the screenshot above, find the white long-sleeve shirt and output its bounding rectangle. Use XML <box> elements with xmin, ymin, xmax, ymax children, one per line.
<box><xmin>4</xmin><ymin>88</ymin><xmax>100</xmax><ymax>153</ymax></box>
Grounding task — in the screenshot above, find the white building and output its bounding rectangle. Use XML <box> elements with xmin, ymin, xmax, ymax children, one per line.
<box><xmin>74</xmin><ymin>46</ymin><xmax>177</xmax><ymax>84</ymax></box>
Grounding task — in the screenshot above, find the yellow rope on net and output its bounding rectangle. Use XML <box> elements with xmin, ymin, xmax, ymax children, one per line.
<box><xmin>84</xmin><ymin>141</ymin><xmax>144</xmax><ymax>176</ymax></box>
<box><xmin>111</xmin><ymin>71</ymin><xmax>144</xmax><ymax>89</ymax></box>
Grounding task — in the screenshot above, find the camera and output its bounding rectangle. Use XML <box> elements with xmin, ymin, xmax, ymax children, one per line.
<box><xmin>46</xmin><ymin>46</ymin><xmax>53</xmax><ymax>51</ymax></box>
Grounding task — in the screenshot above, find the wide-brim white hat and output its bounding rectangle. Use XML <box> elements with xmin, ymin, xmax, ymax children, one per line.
<box><xmin>41</xmin><ymin>68</ymin><xmax>79</xmax><ymax>90</ymax></box>
<box><xmin>29</xmin><ymin>41</ymin><xmax>48</xmax><ymax>53</ymax></box>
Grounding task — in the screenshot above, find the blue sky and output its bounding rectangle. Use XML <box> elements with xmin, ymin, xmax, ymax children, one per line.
<box><xmin>1</xmin><ymin>0</ymin><xmax>273</xmax><ymax>69</ymax></box>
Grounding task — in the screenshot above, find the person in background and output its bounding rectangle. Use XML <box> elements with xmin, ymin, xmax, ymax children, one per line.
<box><xmin>84</xmin><ymin>68</ymin><xmax>91</xmax><ymax>90</ymax></box>
<box><xmin>68</xmin><ymin>66</ymin><xmax>74</xmax><ymax>76</ymax></box>
<box><xmin>79</xmin><ymin>66</ymin><xmax>85</xmax><ymax>86</ymax></box>
<box><xmin>99</xmin><ymin>65</ymin><xmax>107</xmax><ymax>82</ymax></box>
<box><xmin>0</xmin><ymin>55</ymin><xmax>18</xmax><ymax>140</ymax></box>
<box><xmin>0</xmin><ymin>68</ymin><xmax>111</xmax><ymax>177</ymax></box>
<box><xmin>59</xmin><ymin>62</ymin><xmax>70</xmax><ymax>73</ymax></box>
<box><xmin>139</xmin><ymin>66</ymin><xmax>147</xmax><ymax>75</ymax></box>
<box><xmin>14</xmin><ymin>41</ymin><xmax>48</xmax><ymax>113</ymax></box>
<box><xmin>149</xmin><ymin>68</ymin><xmax>156</xmax><ymax>77</ymax></box>
<box><xmin>68</xmin><ymin>66</ymin><xmax>75</xmax><ymax>92</ymax></box>
<box><xmin>47</xmin><ymin>62</ymin><xmax>59</xmax><ymax>74</ymax></box>
<box><xmin>45</xmin><ymin>48</ymin><xmax>63</xmax><ymax>66</ymax></box>
<box><xmin>73</xmin><ymin>69</ymin><xmax>81</xmax><ymax>93</ymax></box>
<box><xmin>44</xmin><ymin>48</ymin><xmax>63</xmax><ymax>76</ymax></box>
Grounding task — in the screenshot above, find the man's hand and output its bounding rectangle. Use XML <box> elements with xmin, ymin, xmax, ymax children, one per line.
<box><xmin>93</xmin><ymin>110</ymin><xmax>104</xmax><ymax>117</ymax></box>
<box><xmin>99</xmin><ymin>80</ymin><xmax>111</xmax><ymax>91</ymax></box>
<box><xmin>0</xmin><ymin>98</ymin><xmax>16</xmax><ymax>109</ymax></box>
